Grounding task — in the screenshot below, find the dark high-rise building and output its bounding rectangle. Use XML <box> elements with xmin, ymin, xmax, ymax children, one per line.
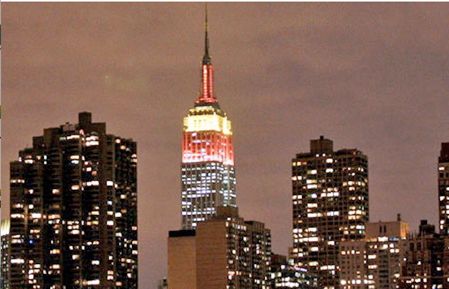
<box><xmin>291</xmin><ymin>136</ymin><xmax>369</xmax><ymax>289</ymax></box>
<box><xmin>181</xmin><ymin>8</ymin><xmax>236</xmax><ymax>229</ymax></box>
<box><xmin>397</xmin><ymin>220</ymin><xmax>449</xmax><ymax>289</ymax></box>
<box><xmin>8</xmin><ymin>112</ymin><xmax>137</xmax><ymax>289</ymax></box>
<box><xmin>438</xmin><ymin>142</ymin><xmax>449</xmax><ymax>236</ymax></box>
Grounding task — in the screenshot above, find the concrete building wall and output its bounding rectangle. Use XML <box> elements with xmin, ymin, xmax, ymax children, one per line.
<box><xmin>168</xmin><ymin>233</ymin><xmax>197</xmax><ymax>289</ymax></box>
<box><xmin>196</xmin><ymin>220</ymin><xmax>228</xmax><ymax>289</ymax></box>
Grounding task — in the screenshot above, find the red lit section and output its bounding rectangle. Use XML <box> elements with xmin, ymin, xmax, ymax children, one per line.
<box><xmin>196</xmin><ymin>64</ymin><xmax>217</xmax><ymax>104</ymax></box>
<box><xmin>182</xmin><ymin>131</ymin><xmax>234</xmax><ymax>165</ymax></box>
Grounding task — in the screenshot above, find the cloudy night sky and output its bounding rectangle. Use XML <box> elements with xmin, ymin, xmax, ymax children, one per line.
<box><xmin>3</xmin><ymin>3</ymin><xmax>449</xmax><ymax>287</ymax></box>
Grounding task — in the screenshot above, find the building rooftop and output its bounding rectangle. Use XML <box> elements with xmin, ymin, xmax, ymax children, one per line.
<box><xmin>169</xmin><ymin>229</ymin><xmax>196</xmax><ymax>238</ymax></box>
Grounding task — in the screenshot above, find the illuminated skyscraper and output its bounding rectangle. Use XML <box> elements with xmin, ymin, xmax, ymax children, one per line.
<box><xmin>181</xmin><ymin>8</ymin><xmax>236</xmax><ymax>229</ymax></box>
<box><xmin>438</xmin><ymin>142</ymin><xmax>449</xmax><ymax>236</ymax></box>
<box><xmin>291</xmin><ymin>136</ymin><xmax>369</xmax><ymax>289</ymax></box>
<box><xmin>8</xmin><ymin>112</ymin><xmax>137</xmax><ymax>289</ymax></box>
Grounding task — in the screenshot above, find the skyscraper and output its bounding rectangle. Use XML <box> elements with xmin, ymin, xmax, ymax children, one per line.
<box><xmin>169</xmin><ymin>10</ymin><xmax>273</xmax><ymax>289</ymax></box>
<box><xmin>181</xmin><ymin>8</ymin><xmax>236</xmax><ymax>229</ymax></box>
<box><xmin>291</xmin><ymin>136</ymin><xmax>369</xmax><ymax>289</ymax></box>
<box><xmin>438</xmin><ymin>142</ymin><xmax>449</xmax><ymax>236</ymax></box>
<box><xmin>8</xmin><ymin>112</ymin><xmax>138</xmax><ymax>289</ymax></box>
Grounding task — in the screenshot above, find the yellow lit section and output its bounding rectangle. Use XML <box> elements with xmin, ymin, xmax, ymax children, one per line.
<box><xmin>183</xmin><ymin>107</ymin><xmax>232</xmax><ymax>135</ymax></box>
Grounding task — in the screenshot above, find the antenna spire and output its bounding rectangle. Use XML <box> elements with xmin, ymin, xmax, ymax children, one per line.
<box><xmin>202</xmin><ymin>3</ymin><xmax>211</xmax><ymax>65</ymax></box>
<box><xmin>197</xmin><ymin>2</ymin><xmax>217</xmax><ymax>104</ymax></box>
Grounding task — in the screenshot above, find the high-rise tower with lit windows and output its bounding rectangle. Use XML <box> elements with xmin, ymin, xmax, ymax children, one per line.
<box><xmin>8</xmin><ymin>112</ymin><xmax>137</xmax><ymax>289</ymax></box>
<box><xmin>438</xmin><ymin>142</ymin><xmax>449</xmax><ymax>236</ymax></box>
<box><xmin>291</xmin><ymin>136</ymin><xmax>369</xmax><ymax>289</ymax></box>
<box><xmin>181</xmin><ymin>8</ymin><xmax>236</xmax><ymax>229</ymax></box>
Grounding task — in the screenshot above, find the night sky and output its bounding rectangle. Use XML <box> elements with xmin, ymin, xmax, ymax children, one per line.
<box><xmin>3</xmin><ymin>3</ymin><xmax>449</xmax><ymax>288</ymax></box>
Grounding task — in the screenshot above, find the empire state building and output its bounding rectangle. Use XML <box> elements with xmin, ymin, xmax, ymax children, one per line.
<box><xmin>180</xmin><ymin>9</ymin><xmax>236</xmax><ymax>229</ymax></box>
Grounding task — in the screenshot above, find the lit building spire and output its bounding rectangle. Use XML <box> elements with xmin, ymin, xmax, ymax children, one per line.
<box><xmin>197</xmin><ymin>3</ymin><xmax>217</xmax><ymax>104</ymax></box>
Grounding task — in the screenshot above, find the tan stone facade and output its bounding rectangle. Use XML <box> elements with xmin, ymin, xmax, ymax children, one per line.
<box><xmin>168</xmin><ymin>207</ymin><xmax>271</xmax><ymax>289</ymax></box>
<box><xmin>167</xmin><ymin>231</ymin><xmax>197</xmax><ymax>289</ymax></box>
<box><xmin>196</xmin><ymin>218</ymin><xmax>229</xmax><ymax>289</ymax></box>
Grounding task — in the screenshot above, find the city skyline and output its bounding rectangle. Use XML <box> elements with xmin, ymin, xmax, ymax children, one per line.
<box><xmin>3</xmin><ymin>3</ymin><xmax>449</xmax><ymax>287</ymax></box>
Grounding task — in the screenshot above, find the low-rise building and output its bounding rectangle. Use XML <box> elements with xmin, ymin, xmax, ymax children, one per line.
<box><xmin>397</xmin><ymin>220</ymin><xmax>449</xmax><ymax>289</ymax></box>
<box><xmin>340</xmin><ymin>217</ymin><xmax>409</xmax><ymax>289</ymax></box>
<box><xmin>270</xmin><ymin>254</ymin><xmax>317</xmax><ymax>289</ymax></box>
<box><xmin>168</xmin><ymin>207</ymin><xmax>272</xmax><ymax>289</ymax></box>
